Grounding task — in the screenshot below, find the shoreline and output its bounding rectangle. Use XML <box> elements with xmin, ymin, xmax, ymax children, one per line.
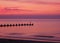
<box><xmin>0</xmin><ymin>38</ymin><xmax>56</xmax><ymax>43</ymax></box>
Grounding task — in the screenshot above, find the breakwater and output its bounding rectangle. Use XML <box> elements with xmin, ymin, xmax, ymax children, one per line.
<box><xmin>0</xmin><ymin>23</ymin><xmax>33</xmax><ymax>27</ymax></box>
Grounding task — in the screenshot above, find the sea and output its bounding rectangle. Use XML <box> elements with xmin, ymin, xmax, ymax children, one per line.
<box><xmin>0</xmin><ymin>19</ymin><xmax>60</xmax><ymax>42</ymax></box>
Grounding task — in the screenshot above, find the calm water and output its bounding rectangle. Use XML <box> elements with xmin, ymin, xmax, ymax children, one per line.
<box><xmin>0</xmin><ymin>19</ymin><xmax>60</xmax><ymax>42</ymax></box>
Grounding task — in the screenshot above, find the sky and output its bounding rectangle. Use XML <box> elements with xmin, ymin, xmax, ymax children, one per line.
<box><xmin>0</xmin><ymin>0</ymin><xmax>60</xmax><ymax>15</ymax></box>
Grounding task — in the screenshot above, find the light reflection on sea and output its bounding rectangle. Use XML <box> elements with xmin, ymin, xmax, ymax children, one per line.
<box><xmin>0</xmin><ymin>19</ymin><xmax>60</xmax><ymax>42</ymax></box>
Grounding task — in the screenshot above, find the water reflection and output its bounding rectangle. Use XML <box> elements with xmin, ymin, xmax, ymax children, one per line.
<box><xmin>7</xmin><ymin>33</ymin><xmax>25</xmax><ymax>35</ymax></box>
<box><xmin>0</xmin><ymin>19</ymin><xmax>60</xmax><ymax>42</ymax></box>
<box><xmin>32</xmin><ymin>35</ymin><xmax>55</xmax><ymax>38</ymax></box>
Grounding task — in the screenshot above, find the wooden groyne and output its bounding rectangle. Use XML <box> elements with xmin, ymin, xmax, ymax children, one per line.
<box><xmin>0</xmin><ymin>23</ymin><xmax>34</xmax><ymax>27</ymax></box>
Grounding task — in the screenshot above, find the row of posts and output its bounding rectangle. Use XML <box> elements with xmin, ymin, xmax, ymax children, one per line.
<box><xmin>0</xmin><ymin>23</ymin><xmax>34</xmax><ymax>27</ymax></box>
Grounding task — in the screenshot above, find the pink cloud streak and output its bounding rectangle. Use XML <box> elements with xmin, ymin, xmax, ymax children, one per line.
<box><xmin>0</xmin><ymin>0</ymin><xmax>60</xmax><ymax>5</ymax></box>
<box><xmin>0</xmin><ymin>0</ymin><xmax>60</xmax><ymax>15</ymax></box>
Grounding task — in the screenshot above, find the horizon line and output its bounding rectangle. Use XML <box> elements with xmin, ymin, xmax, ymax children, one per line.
<box><xmin>0</xmin><ymin>15</ymin><xmax>60</xmax><ymax>19</ymax></box>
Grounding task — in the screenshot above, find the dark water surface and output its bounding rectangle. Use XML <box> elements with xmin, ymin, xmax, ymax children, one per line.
<box><xmin>0</xmin><ymin>19</ymin><xmax>60</xmax><ymax>42</ymax></box>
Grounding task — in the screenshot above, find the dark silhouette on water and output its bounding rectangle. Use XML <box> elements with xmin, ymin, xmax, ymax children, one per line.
<box><xmin>13</xmin><ymin>24</ymin><xmax>15</xmax><ymax>26</ymax></box>
<box><xmin>0</xmin><ymin>38</ymin><xmax>56</xmax><ymax>43</ymax></box>
<box><xmin>33</xmin><ymin>35</ymin><xmax>54</xmax><ymax>38</ymax></box>
<box><xmin>0</xmin><ymin>23</ymin><xmax>34</xmax><ymax>27</ymax></box>
<box><xmin>10</xmin><ymin>24</ymin><xmax>12</xmax><ymax>27</ymax></box>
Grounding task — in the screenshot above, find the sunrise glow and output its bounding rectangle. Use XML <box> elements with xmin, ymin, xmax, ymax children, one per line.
<box><xmin>0</xmin><ymin>0</ymin><xmax>60</xmax><ymax>15</ymax></box>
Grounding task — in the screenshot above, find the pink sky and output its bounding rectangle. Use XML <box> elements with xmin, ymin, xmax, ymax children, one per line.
<box><xmin>0</xmin><ymin>0</ymin><xmax>60</xmax><ymax>15</ymax></box>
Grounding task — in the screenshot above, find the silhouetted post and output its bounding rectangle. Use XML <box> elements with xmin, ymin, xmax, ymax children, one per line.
<box><xmin>26</xmin><ymin>24</ymin><xmax>29</xmax><ymax>26</ymax></box>
<box><xmin>31</xmin><ymin>24</ymin><xmax>33</xmax><ymax>26</ymax></box>
<box><xmin>13</xmin><ymin>24</ymin><xmax>15</xmax><ymax>26</ymax></box>
<box><xmin>9</xmin><ymin>24</ymin><xmax>12</xmax><ymax>27</ymax></box>
<box><xmin>3</xmin><ymin>24</ymin><xmax>6</xmax><ymax>27</ymax></box>
<box><xmin>21</xmin><ymin>24</ymin><xmax>24</xmax><ymax>26</ymax></box>
<box><xmin>24</xmin><ymin>24</ymin><xmax>27</xmax><ymax>26</ymax></box>
<box><xmin>16</xmin><ymin>24</ymin><xmax>18</xmax><ymax>26</ymax></box>
<box><xmin>29</xmin><ymin>24</ymin><xmax>32</xmax><ymax>26</ymax></box>
<box><xmin>0</xmin><ymin>24</ymin><xmax>3</xmax><ymax>27</ymax></box>
<box><xmin>18</xmin><ymin>24</ymin><xmax>20</xmax><ymax>26</ymax></box>
<box><xmin>6</xmin><ymin>24</ymin><xmax>10</xmax><ymax>27</ymax></box>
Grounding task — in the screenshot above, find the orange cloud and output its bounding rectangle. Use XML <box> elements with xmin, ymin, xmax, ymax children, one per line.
<box><xmin>0</xmin><ymin>0</ymin><xmax>60</xmax><ymax>15</ymax></box>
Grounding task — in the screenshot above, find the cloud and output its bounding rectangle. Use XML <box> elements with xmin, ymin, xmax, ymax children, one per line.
<box><xmin>29</xmin><ymin>1</ymin><xmax>60</xmax><ymax>5</ymax></box>
<box><xmin>4</xmin><ymin>7</ymin><xmax>32</xmax><ymax>11</ymax></box>
<box><xmin>0</xmin><ymin>0</ymin><xmax>60</xmax><ymax>15</ymax></box>
<box><xmin>23</xmin><ymin>0</ymin><xmax>60</xmax><ymax>5</ymax></box>
<box><xmin>0</xmin><ymin>0</ymin><xmax>60</xmax><ymax>5</ymax></box>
